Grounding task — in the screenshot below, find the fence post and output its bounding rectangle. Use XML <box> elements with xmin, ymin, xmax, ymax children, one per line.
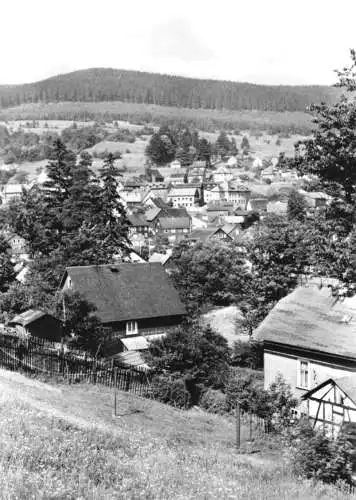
<box><xmin>236</xmin><ymin>403</ymin><xmax>241</xmax><ymax>450</ymax></box>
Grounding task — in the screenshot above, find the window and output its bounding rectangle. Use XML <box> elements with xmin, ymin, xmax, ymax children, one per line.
<box><xmin>297</xmin><ymin>360</ymin><xmax>309</xmax><ymax>389</ymax></box>
<box><xmin>126</xmin><ymin>321</ymin><xmax>138</xmax><ymax>335</ymax></box>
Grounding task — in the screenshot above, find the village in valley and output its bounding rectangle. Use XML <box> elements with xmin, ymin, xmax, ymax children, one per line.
<box><xmin>0</xmin><ymin>5</ymin><xmax>355</xmax><ymax>497</ymax></box>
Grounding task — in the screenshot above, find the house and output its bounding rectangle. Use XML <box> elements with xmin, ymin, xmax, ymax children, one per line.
<box><xmin>142</xmin><ymin>183</ymin><xmax>169</xmax><ymax>203</ymax></box>
<box><xmin>168</xmin><ymin>172</ymin><xmax>187</xmax><ymax>185</ymax></box>
<box><xmin>186</xmin><ymin>227</ymin><xmax>231</xmax><ymax>244</ymax></box>
<box><xmin>5</xmin><ymin>233</ymin><xmax>27</xmax><ymax>258</ymax></box>
<box><xmin>191</xmin><ymin>215</ymin><xmax>208</xmax><ymax>229</ymax></box>
<box><xmin>220</xmin><ymin>181</ymin><xmax>251</xmax><ymax>209</ymax></box>
<box><xmin>60</xmin><ymin>263</ymin><xmax>186</xmax><ymax>351</ymax></box>
<box><xmin>211</xmin><ymin>165</ymin><xmax>234</xmax><ymax>184</ymax></box>
<box><xmin>127</xmin><ymin>214</ymin><xmax>150</xmax><ymax>237</ymax></box>
<box><xmin>120</xmin><ymin>186</ymin><xmax>149</xmax><ymax>208</ymax></box>
<box><xmin>226</xmin><ymin>156</ymin><xmax>238</xmax><ymax>168</ymax></box>
<box><xmin>203</xmin><ymin>184</ymin><xmax>221</xmax><ymax>204</ymax></box>
<box><xmin>170</xmin><ymin>159</ymin><xmax>181</xmax><ymax>169</ymax></box>
<box><xmin>167</xmin><ymin>185</ymin><xmax>200</xmax><ymax>208</ymax></box>
<box><xmin>206</xmin><ymin>201</ymin><xmax>234</xmax><ymax>222</ymax></box>
<box><xmin>0</xmin><ymin>183</ymin><xmax>25</xmax><ymax>204</ymax></box>
<box><xmin>254</xmin><ymin>280</ymin><xmax>356</xmax><ymax>400</ymax></box>
<box><xmin>149</xmin><ymin>250</ymin><xmax>172</xmax><ymax>267</ymax></box>
<box><xmin>221</xmin><ymin>223</ymin><xmax>241</xmax><ymax>240</ymax></box>
<box><xmin>8</xmin><ymin>309</ymin><xmax>62</xmax><ymax>342</ymax></box>
<box><xmin>156</xmin><ymin>215</ymin><xmax>191</xmax><ymax>242</ymax></box>
<box><xmin>247</xmin><ymin>198</ymin><xmax>268</xmax><ymax>213</ymax></box>
<box><xmin>260</xmin><ymin>165</ymin><xmax>276</xmax><ymax>180</ymax></box>
<box><xmin>302</xmin><ymin>191</ymin><xmax>332</xmax><ymax>210</ymax></box>
<box><xmin>300</xmin><ymin>375</ymin><xmax>356</xmax><ymax>437</ymax></box>
<box><xmin>266</xmin><ymin>201</ymin><xmax>288</xmax><ymax>215</ymax></box>
<box><xmin>186</xmin><ymin>161</ymin><xmax>207</xmax><ymax>184</ymax></box>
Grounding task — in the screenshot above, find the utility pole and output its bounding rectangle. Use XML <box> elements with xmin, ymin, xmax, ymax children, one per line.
<box><xmin>236</xmin><ymin>403</ymin><xmax>241</xmax><ymax>450</ymax></box>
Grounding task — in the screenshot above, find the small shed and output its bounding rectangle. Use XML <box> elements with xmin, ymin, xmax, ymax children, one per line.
<box><xmin>9</xmin><ymin>309</ymin><xmax>63</xmax><ymax>342</ymax></box>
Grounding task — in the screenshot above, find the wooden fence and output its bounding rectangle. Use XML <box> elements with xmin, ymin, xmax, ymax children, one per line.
<box><xmin>0</xmin><ymin>333</ymin><xmax>151</xmax><ymax>397</ymax></box>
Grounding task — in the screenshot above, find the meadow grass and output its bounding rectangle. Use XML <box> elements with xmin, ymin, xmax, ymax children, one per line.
<box><xmin>0</xmin><ymin>370</ymin><xmax>354</xmax><ymax>499</ymax></box>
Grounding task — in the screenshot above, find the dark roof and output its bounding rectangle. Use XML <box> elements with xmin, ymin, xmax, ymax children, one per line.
<box><xmin>158</xmin><ymin>216</ymin><xmax>191</xmax><ymax>229</ymax></box>
<box><xmin>187</xmin><ymin>228</ymin><xmax>222</xmax><ymax>242</ymax></box>
<box><xmin>128</xmin><ymin>214</ymin><xmax>149</xmax><ymax>227</ymax></box>
<box><xmin>207</xmin><ymin>202</ymin><xmax>234</xmax><ymax>212</ymax></box>
<box><xmin>9</xmin><ymin>309</ymin><xmax>47</xmax><ymax>326</ymax></box>
<box><xmin>254</xmin><ymin>280</ymin><xmax>356</xmax><ymax>359</ymax></box>
<box><xmin>61</xmin><ymin>263</ymin><xmax>185</xmax><ymax>323</ymax></box>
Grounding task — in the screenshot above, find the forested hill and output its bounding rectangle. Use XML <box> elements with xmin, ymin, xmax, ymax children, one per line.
<box><xmin>0</xmin><ymin>68</ymin><xmax>340</xmax><ymax>112</ymax></box>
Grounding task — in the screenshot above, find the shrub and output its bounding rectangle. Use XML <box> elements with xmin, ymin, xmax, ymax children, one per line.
<box><xmin>289</xmin><ymin>421</ymin><xmax>354</xmax><ymax>485</ymax></box>
<box><xmin>150</xmin><ymin>374</ymin><xmax>191</xmax><ymax>409</ymax></box>
<box><xmin>225</xmin><ymin>368</ymin><xmax>264</xmax><ymax>414</ymax></box>
<box><xmin>200</xmin><ymin>389</ymin><xmax>227</xmax><ymax>414</ymax></box>
<box><xmin>232</xmin><ymin>340</ymin><xmax>263</xmax><ymax>369</ymax></box>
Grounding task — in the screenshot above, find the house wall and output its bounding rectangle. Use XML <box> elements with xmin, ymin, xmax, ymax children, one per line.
<box><xmin>302</xmin><ymin>383</ymin><xmax>356</xmax><ymax>437</ymax></box>
<box><xmin>102</xmin><ymin>315</ymin><xmax>184</xmax><ymax>355</ymax></box>
<box><xmin>264</xmin><ymin>350</ymin><xmax>356</xmax><ymax>398</ymax></box>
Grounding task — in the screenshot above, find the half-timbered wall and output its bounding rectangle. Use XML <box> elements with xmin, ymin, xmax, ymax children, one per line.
<box><xmin>302</xmin><ymin>381</ymin><xmax>356</xmax><ymax>437</ymax></box>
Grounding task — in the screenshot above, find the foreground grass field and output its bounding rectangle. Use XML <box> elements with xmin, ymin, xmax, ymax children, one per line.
<box><xmin>0</xmin><ymin>369</ymin><xmax>354</xmax><ymax>499</ymax></box>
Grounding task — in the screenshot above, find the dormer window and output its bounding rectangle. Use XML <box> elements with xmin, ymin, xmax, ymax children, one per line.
<box><xmin>126</xmin><ymin>320</ymin><xmax>138</xmax><ymax>336</ymax></box>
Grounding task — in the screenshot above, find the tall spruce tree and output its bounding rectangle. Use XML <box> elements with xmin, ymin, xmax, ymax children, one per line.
<box><xmin>97</xmin><ymin>153</ymin><xmax>130</xmax><ymax>259</ymax></box>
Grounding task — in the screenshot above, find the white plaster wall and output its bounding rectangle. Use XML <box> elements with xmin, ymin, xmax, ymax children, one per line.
<box><xmin>264</xmin><ymin>351</ymin><xmax>355</xmax><ymax>397</ymax></box>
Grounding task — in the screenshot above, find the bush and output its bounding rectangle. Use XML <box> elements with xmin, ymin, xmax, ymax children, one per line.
<box><xmin>289</xmin><ymin>421</ymin><xmax>354</xmax><ymax>485</ymax></box>
<box><xmin>150</xmin><ymin>374</ymin><xmax>191</xmax><ymax>409</ymax></box>
<box><xmin>225</xmin><ymin>368</ymin><xmax>264</xmax><ymax>414</ymax></box>
<box><xmin>232</xmin><ymin>340</ymin><xmax>263</xmax><ymax>369</ymax></box>
<box><xmin>200</xmin><ymin>389</ymin><xmax>227</xmax><ymax>414</ymax></box>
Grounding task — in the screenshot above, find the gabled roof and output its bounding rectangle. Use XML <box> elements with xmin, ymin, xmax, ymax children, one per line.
<box><xmin>158</xmin><ymin>216</ymin><xmax>191</xmax><ymax>229</ymax></box>
<box><xmin>168</xmin><ymin>187</ymin><xmax>199</xmax><ymax>197</ymax></box>
<box><xmin>61</xmin><ymin>263</ymin><xmax>185</xmax><ymax>323</ymax></box>
<box><xmin>221</xmin><ymin>223</ymin><xmax>239</xmax><ymax>235</ymax></box>
<box><xmin>9</xmin><ymin>309</ymin><xmax>47</xmax><ymax>327</ymax></box>
<box><xmin>227</xmin><ymin>182</ymin><xmax>250</xmax><ymax>193</ymax></box>
<box><xmin>187</xmin><ymin>228</ymin><xmax>223</xmax><ymax>242</ymax></box>
<box><xmin>254</xmin><ymin>280</ymin><xmax>356</xmax><ymax>359</ymax></box>
<box><xmin>149</xmin><ymin>251</ymin><xmax>172</xmax><ymax>265</ymax></box>
<box><xmin>248</xmin><ymin>198</ymin><xmax>268</xmax><ymax>210</ymax></box>
<box><xmin>302</xmin><ymin>375</ymin><xmax>356</xmax><ymax>406</ymax></box>
<box><xmin>127</xmin><ymin>214</ymin><xmax>149</xmax><ymax>227</ymax></box>
<box><xmin>145</xmin><ymin>206</ymin><xmax>162</xmax><ymax>222</ymax></box>
<box><xmin>207</xmin><ymin>201</ymin><xmax>234</xmax><ymax>212</ymax></box>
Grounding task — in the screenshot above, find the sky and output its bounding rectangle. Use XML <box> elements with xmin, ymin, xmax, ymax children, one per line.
<box><xmin>1</xmin><ymin>0</ymin><xmax>356</xmax><ymax>86</ymax></box>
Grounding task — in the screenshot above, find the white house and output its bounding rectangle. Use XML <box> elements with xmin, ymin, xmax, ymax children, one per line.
<box><xmin>167</xmin><ymin>186</ymin><xmax>200</xmax><ymax>208</ymax></box>
<box><xmin>204</xmin><ymin>184</ymin><xmax>221</xmax><ymax>204</ymax></box>
<box><xmin>212</xmin><ymin>165</ymin><xmax>234</xmax><ymax>184</ymax></box>
<box><xmin>254</xmin><ymin>280</ymin><xmax>356</xmax><ymax>401</ymax></box>
<box><xmin>220</xmin><ymin>181</ymin><xmax>250</xmax><ymax>209</ymax></box>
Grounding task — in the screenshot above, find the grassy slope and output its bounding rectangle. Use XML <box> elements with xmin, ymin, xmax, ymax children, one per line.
<box><xmin>0</xmin><ymin>369</ymin><xmax>354</xmax><ymax>499</ymax></box>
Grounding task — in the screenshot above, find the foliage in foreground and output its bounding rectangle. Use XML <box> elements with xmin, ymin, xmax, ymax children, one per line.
<box><xmin>0</xmin><ymin>395</ymin><xmax>354</xmax><ymax>499</ymax></box>
<box><xmin>289</xmin><ymin>421</ymin><xmax>354</xmax><ymax>486</ymax></box>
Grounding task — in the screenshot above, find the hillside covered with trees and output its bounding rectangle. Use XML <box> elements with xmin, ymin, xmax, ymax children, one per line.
<box><xmin>0</xmin><ymin>68</ymin><xmax>340</xmax><ymax>112</ymax></box>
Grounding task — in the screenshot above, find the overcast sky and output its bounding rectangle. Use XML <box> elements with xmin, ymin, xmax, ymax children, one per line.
<box><xmin>2</xmin><ymin>0</ymin><xmax>355</xmax><ymax>86</ymax></box>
